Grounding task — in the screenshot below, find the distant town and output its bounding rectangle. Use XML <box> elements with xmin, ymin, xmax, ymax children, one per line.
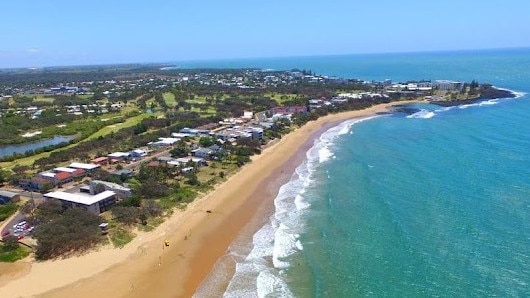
<box><xmin>0</xmin><ymin>65</ymin><xmax>514</xmax><ymax>261</ymax></box>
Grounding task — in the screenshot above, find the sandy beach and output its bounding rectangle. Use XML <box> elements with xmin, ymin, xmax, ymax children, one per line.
<box><xmin>0</xmin><ymin>102</ymin><xmax>412</xmax><ymax>298</ymax></box>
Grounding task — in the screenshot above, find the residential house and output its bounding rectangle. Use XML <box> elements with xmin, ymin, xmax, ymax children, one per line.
<box><xmin>0</xmin><ymin>190</ymin><xmax>19</xmax><ymax>204</ymax></box>
<box><xmin>175</xmin><ymin>157</ymin><xmax>207</xmax><ymax>167</ymax></box>
<box><xmin>111</xmin><ymin>169</ymin><xmax>134</xmax><ymax>179</ymax></box>
<box><xmin>91</xmin><ymin>156</ymin><xmax>108</xmax><ymax>166</ymax></box>
<box><xmin>108</xmin><ymin>152</ymin><xmax>130</xmax><ymax>162</ymax></box>
<box><xmin>55</xmin><ymin>172</ymin><xmax>73</xmax><ymax>185</ymax></box>
<box><xmin>53</xmin><ymin>167</ymin><xmax>85</xmax><ymax>178</ymax></box>
<box><xmin>193</xmin><ymin>147</ymin><xmax>214</xmax><ymax>159</ymax></box>
<box><xmin>130</xmin><ymin>149</ymin><xmax>147</xmax><ymax>159</ymax></box>
<box><xmin>157</xmin><ymin>156</ymin><xmax>174</xmax><ymax>163</ymax></box>
<box><xmin>271</xmin><ymin>106</ymin><xmax>308</xmax><ymax>115</ymax></box>
<box><xmin>21</xmin><ymin>177</ymin><xmax>52</xmax><ymax>191</ymax></box>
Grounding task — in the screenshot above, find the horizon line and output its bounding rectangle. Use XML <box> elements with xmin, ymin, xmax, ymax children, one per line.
<box><xmin>1</xmin><ymin>46</ymin><xmax>529</xmax><ymax>71</ymax></box>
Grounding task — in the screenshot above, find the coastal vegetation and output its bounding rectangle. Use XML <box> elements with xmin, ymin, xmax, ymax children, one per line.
<box><xmin>0</xmin><ymin>203</ymin><xmax>18</xmax><ymax>221</ymax></box>
<box><xmin>0</xmin><ymin>65</ymin><xmax>516</xmax><ymax>260</ymax></box>
<box><xmin>0</xmin><ymin>237</ymin><xmax>31</xmax><ymax>262</ymax></box>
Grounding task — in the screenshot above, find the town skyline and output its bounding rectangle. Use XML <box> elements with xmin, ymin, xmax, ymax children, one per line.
<box><xmin>2</xmin><ymin>0</ymin><xmax>530</xmax><ymax>68</ymax></box>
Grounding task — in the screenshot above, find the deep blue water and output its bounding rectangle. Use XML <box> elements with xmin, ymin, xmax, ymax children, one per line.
<box><xmin>194</xmin><ymin>48</ymin><xmax>530</xmax><ymax>297</ymax></box>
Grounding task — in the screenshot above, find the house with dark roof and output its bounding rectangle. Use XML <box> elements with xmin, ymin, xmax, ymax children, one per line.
<box><xmin>270</xmin><ymin>106</ymin><xmax>308</xmax><ymax>115</ymax></box>
<box><xmin>193</xmin><ymin>147</ymin><xmax>214</xmax><ymax>159</ymax></box>
<box><xmin>111</xmin><ymin>169</ymin><xmax>134</xmax><ymax>179</ymax></box>
<box><xmin>0</xmin><ymin>190</ymin><xmax>19</xmax><ymax>204</ymax></box>
<box><xmin>20</xmin><ymin>177</ymin><xmax>53</xmax><ymax>191</ymax></box>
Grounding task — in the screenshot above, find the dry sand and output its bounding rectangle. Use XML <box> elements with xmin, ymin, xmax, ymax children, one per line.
<box><xmin>0</xmin><ymin>102</ymin><xmax>412</xmax><ymax>298</ymax></box>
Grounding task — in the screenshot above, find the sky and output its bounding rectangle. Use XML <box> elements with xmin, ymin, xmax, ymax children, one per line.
<box><xmin>1</xmin><ymin>0</ymin><xmax>529</xmax><ymax>68</ymax></box>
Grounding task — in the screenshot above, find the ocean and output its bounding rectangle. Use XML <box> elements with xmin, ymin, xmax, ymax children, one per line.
<box><xmin>194</xmin><ymin>48</ymin><xmax>530</xmax><ymax>297</ymax></box>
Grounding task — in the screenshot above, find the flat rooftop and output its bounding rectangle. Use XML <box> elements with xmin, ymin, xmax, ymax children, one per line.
<box><xmin>69</xmin><ymin>162</ymin><xmax>100</xmax><ymax>170</ymax></box>
<box><xmin>44</xmin><ymin>190</ymin><xmax>115</xmax><ymax>205</ymax></box>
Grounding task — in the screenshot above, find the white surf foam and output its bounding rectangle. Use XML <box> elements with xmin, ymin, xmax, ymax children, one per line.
<box><xmin>318</xmin><ymin>147</ymin><xmax>334</xmax><ymax>163</ymax></box>
<box><xmin>458</xmin><ymin>99</ymin><xmax>500</xmax><ymax>109</ymax></box>
<box><xmin>406</xmin><ymin>109</ymin><xmax>436</xmax><ymax>119</ymax></box>
<box><xmin>493</xmin><ymin>86</ymin><xmax>526</xmax><ymax>99</ymax></box>
<box><xmin>216</xmin><ymin>116</ymin><xmax>381</xmax><ymax>297</ymax></box>
<box><xmin>434</xmin><ymin>106</ymin><xmax>456</xmax><ymax>113</ymax></box>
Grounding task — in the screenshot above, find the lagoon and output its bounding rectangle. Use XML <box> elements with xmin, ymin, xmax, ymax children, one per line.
<box><xmin>0</xmin><ymin>135</ymin><xmax>74</xmax><ymax>158</ymax></box>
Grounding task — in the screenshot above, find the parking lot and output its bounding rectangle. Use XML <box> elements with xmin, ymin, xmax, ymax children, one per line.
<box><xmin>1</xmin><ymin>216</ymin><xmax>34</xmax><ymax>241</ymax></box>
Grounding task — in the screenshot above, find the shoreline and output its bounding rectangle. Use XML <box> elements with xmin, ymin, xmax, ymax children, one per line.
<box><xmin>0</xmin><ymin>101</ymin><xmax>417</xmax><ymax>298</ymax></box>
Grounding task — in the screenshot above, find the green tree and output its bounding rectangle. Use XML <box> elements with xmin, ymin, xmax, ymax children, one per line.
<box><xmin>2</xmin><ymin>235</ymin><xmax>19</xmax><ymax>249</ymax></box>
<box><xmin>33</xmin><ymin>208</ymin><xmax>102</xmax><ymax>259</ymax></box>
<box><xmin>199</xmin><ymin>137</ymin><xmax>215</xmax><ymax>147</ymax></box>
<box><xmin>112</xmin><ymin>206</ymin><xmax>140</xmax><ymax>225</ymax></box>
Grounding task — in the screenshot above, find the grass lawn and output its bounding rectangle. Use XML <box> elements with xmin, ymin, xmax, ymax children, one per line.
<box><xmin>264</xmin><ymin>92</ymin><xmax>300</xmax><ymax>104</ymax></box>
<box><xmin>162</xmin><ymin>92</ymin><xmax>176</xmax><ymax>107</ymax></box>
<box><xmin>0</xmin><ymin>203</ymin><xmax>18</xmax><ymax>222</ymax></box>
<box><xmin>32</xmin><ymin>96</ymin><xmax>55</xmax><ymax>103</ymax></box>
<box><xmin>108</xmin><ymin>228</ymin><xmax>135</xmax><ymax>248</ymax></box>
<box><xmin>0</xmin><ymin>244</ymin><xmax>31</xmax><ymax>262</ymax></box>
<box><xmin>84</xmin><ymin>113</ymin><xmax>154</xmax><ymax>141</ymax></box>
<box><xmin>190</xmin><ymin>95</ymin><xmax>208</xmax><ymax>105</ymax></box>
<box><xmin>137</xmin><ymin>216</ymin><xmax>165</xmax><ymax>232</ymax></box>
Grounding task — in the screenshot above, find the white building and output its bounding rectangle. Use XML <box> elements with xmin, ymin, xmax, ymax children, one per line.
<box><xmin>44</xmin><ymin>190</ymin><xmax>116</xmax><ymax>214</ymax></box>
<box><xmin>434</xmin><ymin>80</ymin><xmax>464</xmax><ymax>91</ymax></box>
<box><xmin>69</xmin><ymin>162</ymin><xmax>100</xmax><ymax>172</ymax></box>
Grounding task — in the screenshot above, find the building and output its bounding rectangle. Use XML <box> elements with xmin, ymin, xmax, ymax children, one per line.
<box><xmin>0</xmin><ymin>190</ymin><xmax>19</xmax><ymax>204</ymax></box>
<box><xmin>89</xmin><ymin>180</ymin><xmax>131</xmax><ymax>199</ymax></box>
<box><xmin>91</xmin><ymin>156</ymin><xmax>108</xmax><ymax>166</ymax></box>
<box><xmin>174</xmin><ymin>157</ymin><xmax>207</xmax><ymax>167</ymax></box>
<box><xmin>270</xmin><ymin>106</ymin><xmax>308</xmax><ymax>115</ymax></box>
<box><xmin>434</xmin><ymin>80</ymin><xmax>464</xmax><ymax>91</ymax></box>
<box><xmin>148</xmin><ymin>137</ymin><xmax>180</xmax><ymax>147</ymax></box>
<box><xmin>111</xmin><ymin>169</ymin><xmax>134</xmax><ymax>179</ymax></box>
<box><xmin>55</xmin><ymin>172</ymin><xmax>73</xmax><ymax>184</ymax></box>
<box><xmin>53</xmin><ymin>167</ymin><xmax>85</xmax><ymax>178</ymax></box>
<box><xmin>38</xmin><ymin>171</ymin><xmax>73</xmax><ymax>185</ymax></box>
<box><xmin>193</xmin><ymin>147</ymin><xmax>214</xmax><ymax>158</ymax></box>
<box><xmin>20</xmin><ymin>177</ymin><xmax>52</xmax><ymax>191</ymax></box>
<box><xmin>69</xmin><ymin>162</ymin><xmax>100</xmax><ymax>172</ymax></box>
<box><xmin>250</xmin><ymin>127</ymin><xmax>264</xmax><ymax>140</ymax></box>
<box><xmin>308</xmin><ymin>99</ymin><xmax>324</xmax><ymax>110</ymax></box>
<box><xmin>108</xmin><ymin>152</ymin><xmax>130</xmax><ymax>162</ymax></box>
<box><xmin>130</xmin><ymin>149</ymin><xmax>147</xmax><ymax>159</ymax></box>
<box><xmin>43</xmin><ymin>190</ymin><xmax>117</xmax><ymax>214</ymax></box>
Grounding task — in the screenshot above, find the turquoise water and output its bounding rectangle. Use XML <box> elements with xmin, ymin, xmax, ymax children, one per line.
<box><xmin>194</xmin><ymin>48</ymin><xmax>530</xmax><ymax>297</ymax></box>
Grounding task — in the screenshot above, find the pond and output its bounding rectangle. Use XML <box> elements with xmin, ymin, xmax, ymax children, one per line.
<box><xmin>0</xmin><ymin>135</ymin><xmax>74</xmax><ymax>158</ymax></box>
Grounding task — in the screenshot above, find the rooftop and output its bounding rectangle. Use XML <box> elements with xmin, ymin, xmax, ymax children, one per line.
<box><xmin>69</xmin><ymin>162</ymin><xmax>100</xmax><ymax>170</ymax></box>
<box><xmin>44</xmin><ymin>190</ymin><xmax>116</xmax><ymax>205</ymax></box>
